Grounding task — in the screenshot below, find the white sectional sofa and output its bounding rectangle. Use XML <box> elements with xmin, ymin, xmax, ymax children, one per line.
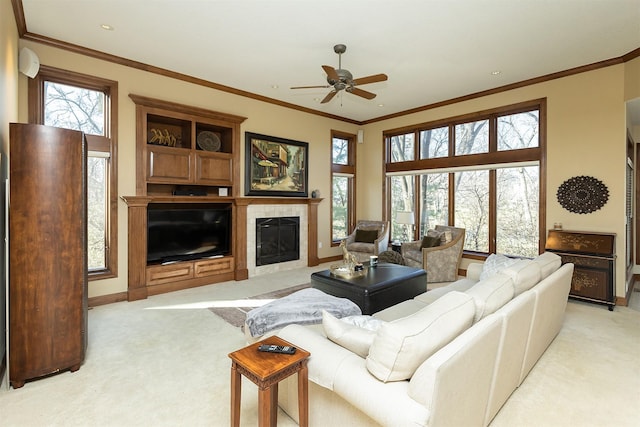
<box><xmin>276</xmin><ymin>252</ymin><xmax>574</xmax><ymax>427</ymax></box>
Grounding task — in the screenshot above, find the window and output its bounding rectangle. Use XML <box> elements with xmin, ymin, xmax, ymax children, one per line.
<box><xmin>385</xmin><ymin>100</ymin><xmax>545</xmax><ymax>258</ymax></box>
<box><xmin>390</xmin><ymin>175</ymin><xmax>415</xmax><ymax>241</ymax></box>
<box><xmin>389</xmin><ymin>133</ymin><xmax>415</xmax><ymax>162</ymax></box>
<box><xmin>331</xmin><ymin>131</ymin><xmax>356</xmax><ymax>243</ymax></box>
<box><xmin>29</xmin><ymin>66</ymin><xmax>118</xmax><ymax>279</ymax></box>
<box><xmin>419</xmin><ymin>126</ymin><xmax>448</xmax><ymax>159</ymax></box>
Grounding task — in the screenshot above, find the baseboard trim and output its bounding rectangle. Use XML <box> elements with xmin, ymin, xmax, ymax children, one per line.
<box><xmin>319</xmin><ymin>255</ymin><xmax>342</xmax><ymax>264</ymax></box>
<box><xmin>88</xmin><ymin>292</ymin><xmax>128</xmax><ymax>308</ymax></box>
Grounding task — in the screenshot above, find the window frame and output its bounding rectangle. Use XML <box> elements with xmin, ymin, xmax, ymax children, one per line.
<box><xmin>384</xmin><ymin>99</ymin><xmax>546</xmax><ymax>258</ymax></box>
<box><xmin>29</xmin><ymin>65</ymin><xmax>118</xmax><ymax>280</ymax></box>
<box><xmin>331</xmin><ymin>130</ymin><xmax>356</xmax><ymax>246</ymax></box>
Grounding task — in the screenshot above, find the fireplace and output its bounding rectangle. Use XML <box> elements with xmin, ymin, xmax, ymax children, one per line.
<box><xmin>256</xmin><ymin>217</ymin><xmax>300</xmax><ymax>266</ymax></box>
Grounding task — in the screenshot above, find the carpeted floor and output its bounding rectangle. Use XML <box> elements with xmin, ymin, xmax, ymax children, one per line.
<box><xmin>1</xmin><ymin>264</ymin><xmax>638</xmax><ymax>426</ymax></box>
<box><xmin>208</xmin><ymin>283</ymin><xmax>310</xmax><ymax>329</ymax></box>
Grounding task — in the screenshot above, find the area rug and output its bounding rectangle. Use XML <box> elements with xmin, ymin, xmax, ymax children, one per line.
<box><xmin>208</xmin><ymin>283</ymin><xmax>310</xmax><ymax>330</ymax></box>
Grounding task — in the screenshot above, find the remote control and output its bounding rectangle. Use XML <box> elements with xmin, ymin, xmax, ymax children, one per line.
<box><xmin>257</xmin><ymin>344</ymin><xmax>296</xmax><ymax>354</ymax></box>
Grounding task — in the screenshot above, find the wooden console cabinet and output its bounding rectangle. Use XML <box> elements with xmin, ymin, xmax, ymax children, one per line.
<box><xmin>9</xmin><ymin>123</ymin><xmax>88</xmax><ymax>388</ymax></box>
<box><xmin>545</xmin><ymin>230</ymin><xmax>616</xmax><ymax>311</ymax></box>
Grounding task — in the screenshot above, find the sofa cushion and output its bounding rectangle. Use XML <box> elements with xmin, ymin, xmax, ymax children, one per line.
<box><xmin>532</xmin><ymin>251</ymin><xmax>562</xmax><ymax>279</ymax></box>
<box><xmin>465</xmin><ymin>273</ymin><xmax>515</xmax><ymax>322</ymax></box>
<box><xmin>373</xmin><ymin>299</ymin><xmax>429</xmax><ymax>322</ymax></box>
<box><xmin>414</xmin><ymin>278</ymin><xmax>477</xmax><ymax>306</ymax></box>
<box><xmin>322</xmin><ymin>311</ymin><xmax>382</xmax><ymax>358</ymax></box>
<box><xmin>355</xmin><ymin>229</ymin><xmax>378</xmax><ymax>243</ymax></box>
<box><xmin>479</xmin><ymin>253</ymin><xmax>520</xmax><ymax>280</ymax></box>
<box><xmin>365</xmin><ymin>291</ymin><xmax>475</xmax><ymax>382</ymax></box>
<box><xmin>500</xmin><ymin>259</ymin><xmax>542</xmax><ymax>296</ymax></box>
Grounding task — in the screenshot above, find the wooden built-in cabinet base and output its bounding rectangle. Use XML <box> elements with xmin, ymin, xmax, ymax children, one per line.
<box><xmin>146</xmin><ymin>257</ymin><xmax>234</xmax><ymax>296</ymax></box>
<box><xmin>122</xmin><ymin>196</ymin><xmax>322</xmax><ymax>301</ymax></box>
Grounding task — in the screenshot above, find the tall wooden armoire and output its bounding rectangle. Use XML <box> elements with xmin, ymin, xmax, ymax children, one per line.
<box><xmin>8</xmin><ymin>123</ymin><xmax>88</xmax><ymax>388</ymax></box>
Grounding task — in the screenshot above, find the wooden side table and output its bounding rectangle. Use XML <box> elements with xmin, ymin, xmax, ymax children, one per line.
<box><xmin>228</xmin><ymin>336</ymin><xmax>310</xmax><ymax>427</ymax></box>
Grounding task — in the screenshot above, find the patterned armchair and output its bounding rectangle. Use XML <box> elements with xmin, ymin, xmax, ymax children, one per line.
<box><xmin>344</xmin><ymin>220</ymin><xmax>390</xmax><ymax>263</ymax></box>
<box><xmin>401</xmin><ymin>225</ymin><xmax>465</xmax><ymax>283</ymax></box>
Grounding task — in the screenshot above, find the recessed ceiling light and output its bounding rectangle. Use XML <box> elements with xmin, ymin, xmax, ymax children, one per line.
<box><xmin>100</xmin><ymin>24</ymin><xmax>114</xmax><ymax>31</ymax></box>
<box><xmin>313</xmin><ymin>97</ymin><xmax>321</xmax><ymax>102</ymax></box>
<box><xmin>378</xmin><ymin>104</ymin><xmax>384</xmax><ymax>107</ymax></box>
<box><xmin>491</xmin><ymin>70</ymin><xmax>501</xmax><ymax>76</ymax></box>
<box><xmin>271</xmin><ymin>84</ymin><xmax>279</xmax><ymax>89</ymax></box>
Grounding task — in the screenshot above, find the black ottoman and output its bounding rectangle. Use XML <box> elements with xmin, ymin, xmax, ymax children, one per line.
<box><xmin>311</xmin><ymin>263</ymin><xmax>427</xmax><ymax>315</ymax></box>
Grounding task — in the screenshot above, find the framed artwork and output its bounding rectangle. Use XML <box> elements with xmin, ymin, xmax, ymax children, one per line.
<box><xmin>245</xmin><ymin>132</ymin><xmax>309</xmax><ymax>197</ymax></box>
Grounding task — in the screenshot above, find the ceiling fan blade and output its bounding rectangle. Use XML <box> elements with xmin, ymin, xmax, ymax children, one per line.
<box><xmin>290</xmin><ymin>85</ymin><xmax>330</xmax><ymax>89</ymax></box>
<box><xmin>348</xmin><ymin>87</ymin><xmax>377</xmax><ymax>100</ymax></box>
<box><xmin>321</xmin><ymin>90</ymin><xmax>338</xmax><ymax>104</ymax></box>
<box><xmin>322</xmin><ymin>65</ymin><xmax>340</xmax><ymax>81</ymax></box>
<box><xmin>352</xmin><ymin>73</ymin><xmax>388</xmax><ymax>86</ymax></box>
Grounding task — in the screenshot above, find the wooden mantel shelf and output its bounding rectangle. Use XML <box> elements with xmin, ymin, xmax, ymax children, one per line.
<box><xmin>121</xmin><ymin>195</ymin><xmax>322</xmax><ymax>206</ymax></box>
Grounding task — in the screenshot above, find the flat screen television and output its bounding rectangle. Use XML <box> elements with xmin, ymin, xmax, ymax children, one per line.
<box><xmin>147</xmin><ymin>203</ymin><xmax>231</xmax><ymax>264</ymax></box>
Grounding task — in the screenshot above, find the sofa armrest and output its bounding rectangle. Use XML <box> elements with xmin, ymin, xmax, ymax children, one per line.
<box><xmin>466</xmin><ymin>262</ymin><xmax>484</xmax><ymax>281</ymax></box>
<box><xmin>277</xmin><ymin>324</ymin><xmax>361</xmax><ymax>390</ymax></box>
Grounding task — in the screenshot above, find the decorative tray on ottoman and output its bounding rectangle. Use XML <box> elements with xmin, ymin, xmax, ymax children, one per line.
<box><xmin>329</xmin><ymin>263</ymin><xmax>367</xmax><ymax>279</ymax></box>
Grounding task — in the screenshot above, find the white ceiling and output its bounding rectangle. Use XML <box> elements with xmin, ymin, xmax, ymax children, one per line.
<box><xmin>20</xmin><ymin>0</ymin><xmax>640</xmax><ymax>123</ymax></box>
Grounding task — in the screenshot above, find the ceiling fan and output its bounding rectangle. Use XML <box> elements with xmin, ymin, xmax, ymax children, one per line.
<box><xmin>291</xmin><ymin>44</ymin><xmax>388</xmax><ymax>104</ymax></box>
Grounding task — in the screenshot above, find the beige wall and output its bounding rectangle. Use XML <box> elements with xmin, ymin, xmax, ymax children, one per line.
<box><xmin>359</xmin><ymin>65</ymin><xmax>629</xmax><ymax>297</ymax></box>
<box><xmin>1</xmin><ymin>0</ymin><xmax>19</xmax><ymax>376</ymax></box>
<box><xmin>625</xmin><ymin>56</ymin><xmax>640</xmax><ymax>142</ymax></box>
<box><xmin>17</xmin><ymin>40</ymin><xmax>357</xmax><ymax>298</ymax></box>
<box><xmin>625</xmin><ymin>56</ymin><xmax>640</xmax><ymax>102</ymax></box>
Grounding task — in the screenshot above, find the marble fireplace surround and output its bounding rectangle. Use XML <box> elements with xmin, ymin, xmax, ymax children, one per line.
<box><xmin>235</xmin><ymin>197</ymin><xmax>322</xmax><ymax>279</ymax></box>
<box><xmin>247</xmin><ymin>204</ymin><xmax>307</xmax><ymax>276</ymax></box>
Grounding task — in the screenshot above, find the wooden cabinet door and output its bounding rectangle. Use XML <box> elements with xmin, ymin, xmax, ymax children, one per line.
<box><xmin>147</xmin><ymin>146</ymin><xmax>191</xmax><ymax>183</ymax></box>
<box><xmin>194</xmin><ymin>151</ymin><xmax>233</xmax><ymax>185</ymax></box>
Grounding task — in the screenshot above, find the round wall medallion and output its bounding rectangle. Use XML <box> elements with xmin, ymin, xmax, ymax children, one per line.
<box><xmin>556</xmin><ymin>175</ymin><xmax>609</xmax><ymax>214</ymax></box>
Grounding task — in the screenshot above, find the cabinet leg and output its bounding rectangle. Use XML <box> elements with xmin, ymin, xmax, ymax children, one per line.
<box><xmin>11</xmin><ymin>380</ymin><xmax>25</xmax><ymax>389</ymax></box>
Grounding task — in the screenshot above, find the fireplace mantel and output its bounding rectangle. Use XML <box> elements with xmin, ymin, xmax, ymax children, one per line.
<box><xmin>121</xmin><ymin>195</ymin><xmax>322</xmax><ymax>301</ymax></box>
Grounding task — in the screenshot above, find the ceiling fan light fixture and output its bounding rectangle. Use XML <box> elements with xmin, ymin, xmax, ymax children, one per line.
<box><xmin>291</xmin><ymin>44</ymin><xmax>388</xmax><ymax>104</ymax></box>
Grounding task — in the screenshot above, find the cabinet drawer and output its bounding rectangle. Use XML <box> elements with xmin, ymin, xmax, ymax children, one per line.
<box><xmin>195</xmin><ymin>257</ymin><xmax>234</xmax><ymax>277</ymax></box>
<box><xmin>195</xmin><ymin>152</ymin><xmax>232</xmax><ymax>185</ymax></box>
<box><xmin>147</xmin><ymin>263</ymin><xmax>194</xmax><ymax>286</ymax></box>
<box><xmin>147</xmin><ymin>148</ymin><xmax>191</xmax><ymax>182</ymax></box>
<box><xmin>559</xmin><ymin>254</ymin><xmax>610</xmax><ymax>269</ymax></box>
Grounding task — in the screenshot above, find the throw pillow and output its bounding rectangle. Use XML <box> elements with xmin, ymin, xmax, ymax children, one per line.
<box><xmin>479</xmin><ymin>253</ymin><xmax>520</xmax><ymax>281</ymax></box>
<box><xmin>421</xmin><ymin>235</ymin><xmax>441</xmax><ymax>248</ymax></box>
<box><xmin>365</xmin><ymin>291</ymin><xmax>475</xmax><ymax>382</ymax></box>
<box><xmin>426</xmin><ymin>228</ymin><xmax>445</xmax><ymax>244</ymax></box>
<box><xmin>355</xmin><ymin>229</ymin><xmax>378</xmax><ymax>243</ymax></box>
<box><xmin>323</xmin><ymin>310</ymin><xmax>378</xmax><ymax>358</ymax></box>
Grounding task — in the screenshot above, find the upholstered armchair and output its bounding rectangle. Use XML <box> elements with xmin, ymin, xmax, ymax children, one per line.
<box><xmin>344</xmin><ymin>220</ymin><xmax>390</xmax><ymax>263</ymax></box>
<box><xmin>401</xmin><ymin>225</ymin><xmax>465</xmax><ymax>283</ymax></box>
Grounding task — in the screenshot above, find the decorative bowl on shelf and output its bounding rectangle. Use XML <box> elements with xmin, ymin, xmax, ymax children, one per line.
<box><xmin>197</xmin><ymin>131</ymin><xmax>221</xmax><ymax>152</ymax></box>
